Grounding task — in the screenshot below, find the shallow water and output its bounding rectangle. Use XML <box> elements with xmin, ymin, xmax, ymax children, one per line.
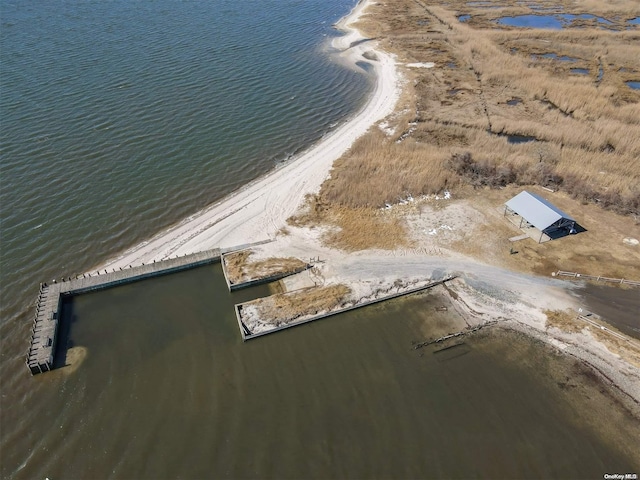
<box><xmin>1</xmin><ymin>265</ymin><xmax>638</xmax><ymax>479</ymax></box>
<box><xmin>627</xmin><ymin>81</ymin><xmax>640</xmax><ymax>90</ymax></box>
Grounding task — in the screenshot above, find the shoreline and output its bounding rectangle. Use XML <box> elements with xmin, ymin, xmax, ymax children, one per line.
<box><xmin>99</xmin><ymin>0</ymin><xmax>399</xmax><ymax>272</ymax></box>
<box><xmin>88</xmin><ymin>0</ymin><xmax>640</xmax><ymax>408</ymax></box>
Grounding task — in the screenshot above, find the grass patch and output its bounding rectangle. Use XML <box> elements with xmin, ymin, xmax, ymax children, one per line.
<box><xmin>223</xmin><ymin>250</ymin><xmax>308</xmax><ymax>285</ymax></box>
<box><xmin>545</xmin><ymin>309</ymin><xmax>583</xmax><ymax>333</ymax></box>
<box><xmin>289</xmin><ymin>195</ymin><xmax>413</xmax><ymax>251</ymax></box>
<box><xmin>246</xmin><ymin>284</ymin><xmax>352</xmax><ymax>326</ymax></box>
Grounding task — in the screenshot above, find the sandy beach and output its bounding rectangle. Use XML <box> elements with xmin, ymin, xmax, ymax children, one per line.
<box><xmin>101</xmin><ymin>0</ymin><xmax>399</xmax><ymax>271</ymax></box>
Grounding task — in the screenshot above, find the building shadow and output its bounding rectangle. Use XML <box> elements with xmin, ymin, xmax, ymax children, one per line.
<box><xmin>544</xmin><ymin>222</ymin><xmax>587</xmax><ymax>241</ymax></box>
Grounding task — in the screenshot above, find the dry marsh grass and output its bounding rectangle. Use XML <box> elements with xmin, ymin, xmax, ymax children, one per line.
<box><xmin>545</xmin><ymin>309</ymin><xmax>584</xmax><ymax>334</ymax></box>
<box><xmin>323</xmin><ymin>0</ymin><xmax>640</xmax><ymax>217</ymax></box>
<box><xmin>223</xmin><ymin>250</ymin><xmax>307</xmax><ymax>285</ymax></box>
<box><xmin>246</xmin><ymin>284</ymin><xmax>352</xmax><ymax>325</ymax></box>
<box><xmin>289</xmin><ymin>194</ymin><xmax>413</xmax><ymax>251</ymax></box>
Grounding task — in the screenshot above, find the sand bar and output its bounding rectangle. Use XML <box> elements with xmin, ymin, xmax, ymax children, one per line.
<box><xmin>101</xmin><ymin>0</ymin><xmax>399</xmax><ymax>271</ymax></box>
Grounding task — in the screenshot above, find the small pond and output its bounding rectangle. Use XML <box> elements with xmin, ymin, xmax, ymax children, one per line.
<box><xmin>495</xmin><ymin>132</ymin><xmax>537</xmax><ymax>143</ymax></box>
<box><xmin>570</xmin><ymin>68</ymin><xmax>590</xmax><ymax>75</ymax></box>
<box><xmin>532</xmin><ymin>53</ymin><xmax>578</xmax><ymax>62</ymax></box>
<box><xmin>458</xmin><ymin>14</ymin><xmax>471</xmax><ymax>22</ymax></box>
<box><xmin>626</xmin><ymin>81</ymin><xmax>640</xmax><ymax>90</ymax></box>
<box><xmin>629</xmin><ymin>17</ymin><xmax>640</xmax><ymax>25</ymax></box>
<box><xmin>497</xmin><ymin>13</ymin><xmax>612</xmax><ymax>29</ymax></box>
<box><xmin>506</xmin><ymin>134</ymin><xmax>537</xmax><ymax>144</ymax></box>
<box><xmin>506</xmin><ymin>98</ymin><xmax>522</xmax><ymax>106</ymax></box>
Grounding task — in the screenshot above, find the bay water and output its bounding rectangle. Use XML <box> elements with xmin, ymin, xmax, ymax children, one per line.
<box><xmin>0</xmin><ymin>0</ymin><xmax>371</xmax><ymax>325</ymax></box>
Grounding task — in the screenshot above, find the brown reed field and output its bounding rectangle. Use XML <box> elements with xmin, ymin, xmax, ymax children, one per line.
<box><xmin>321</xmin><ymin>0</ymin><xmax>640</xmax><ymax>220</ymax></box>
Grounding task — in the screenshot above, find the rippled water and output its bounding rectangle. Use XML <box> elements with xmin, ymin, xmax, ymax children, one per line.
<box><xmin>0</xmin><ymin>0</ymin><xmax>371</xmax><ymax>328</ymax></box>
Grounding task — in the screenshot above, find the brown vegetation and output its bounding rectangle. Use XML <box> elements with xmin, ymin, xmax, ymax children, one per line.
<box><xmin>321</xmin><ymin>0</ymin><xmax>640</xmax><ymax>218</ymax></box>
<box><xmin>289</xmin><ymin>194</ymin><xmax>413</xmax><ymax>251</ymax></box>
<box><xmin>223</xmin><ymin>250</ymin><xmax>308</xmax><ymax>285</ymax></box>
<box><xmin>245</xmin><ymin>284</ymin><xmax>352</xmax><ymax>325</ymax></box>
<box><xmin>545</xmin><ymin>309</ymin><xmax>583</xmax><ymax>334</ymax></box>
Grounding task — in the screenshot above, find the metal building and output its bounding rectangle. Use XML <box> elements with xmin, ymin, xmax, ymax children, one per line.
<box><xmin>504</xmin><ymin>191</ymin><xmax>577</xmax><ymax>243</ymax></box>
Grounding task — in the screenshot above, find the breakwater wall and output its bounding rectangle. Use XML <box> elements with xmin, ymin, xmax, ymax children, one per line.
<box><xmin>26</xmin><ymin>243</ymin><xmax>272</xmax><ymax>376</ymax></box>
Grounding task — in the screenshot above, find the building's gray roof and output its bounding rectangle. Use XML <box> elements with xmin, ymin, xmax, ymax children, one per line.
<box><xmin>505</xmin><ymin>191</ymin><xmax>574</xmax><ymax>231</ymax></box>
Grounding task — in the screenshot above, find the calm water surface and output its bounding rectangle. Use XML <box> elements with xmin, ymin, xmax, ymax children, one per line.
<box><xmin>2</xmin><ymin>265</ymin><xmax>638</xmax><ymax>478</ymax></box>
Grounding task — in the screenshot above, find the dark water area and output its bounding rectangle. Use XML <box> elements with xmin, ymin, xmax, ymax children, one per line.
<box><xmin>1</xmin><ymin>265</ymin><xmax>638</xmax><ymax>479</ymax></box>
<box><xmin>578</xmin><ymin>284</ymin><xmax>640</xmax><ymax>340</ymax></box>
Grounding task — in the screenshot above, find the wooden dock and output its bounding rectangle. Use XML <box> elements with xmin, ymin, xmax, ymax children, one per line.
<box><xmin>26</xmin><ymin>247</ymin><xmax>226</xmax><ymax>375</ymax></box>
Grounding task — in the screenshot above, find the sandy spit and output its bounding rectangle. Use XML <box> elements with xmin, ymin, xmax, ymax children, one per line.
<box><xmin>99</xmin><ymin>0</ymin><xmax>399</xmax><ymax>271</ymax></box>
